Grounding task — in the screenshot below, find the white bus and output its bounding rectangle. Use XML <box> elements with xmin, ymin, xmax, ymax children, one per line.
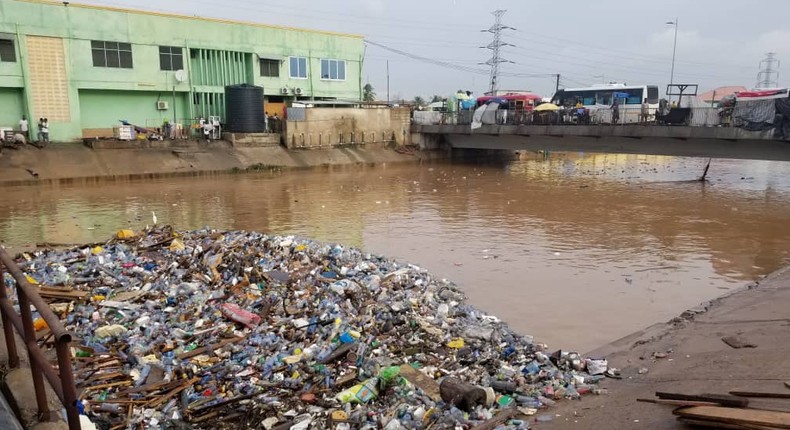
<box><xmin>551</xmin><ymin>83</ymin><xmax>660</xmax><ymax>123</ymax></box>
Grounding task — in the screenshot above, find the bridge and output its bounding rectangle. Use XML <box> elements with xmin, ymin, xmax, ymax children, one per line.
<box><xmin>411</xmin><ymin>124</ymin><xmax>790</xmax><ymax>162</ymax></box>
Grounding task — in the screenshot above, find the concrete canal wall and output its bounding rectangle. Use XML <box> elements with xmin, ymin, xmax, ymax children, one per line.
<box><xmin>0</xmin><ymin>141</ymin><xmax>430</xmax><ymax>185</ymax></box>
<box><xmin>285</xmin><ymin>107</ymin><xmax>412</xmax><ymax>149</ymax></box>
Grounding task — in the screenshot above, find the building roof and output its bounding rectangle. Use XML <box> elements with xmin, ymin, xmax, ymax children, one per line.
<box><xmin>698</xmin><ymin>86</ymin><xmax>748</xmax><ymax>102</ymax></box>
<box><xmin>15</xmin><ymin>0</ymin><xmax>364</xmax><ymax>39</ymax></box>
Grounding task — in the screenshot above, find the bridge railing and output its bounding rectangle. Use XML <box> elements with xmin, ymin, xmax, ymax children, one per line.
<box><xmin>0</xmin><ymin>247</ymin><xmax>81</xmax><ymax>429</ymax></box>
<box><xmin>432</xmin><ymin>106</ymin><xmax>727</xmax><ymax>128</ymax></box>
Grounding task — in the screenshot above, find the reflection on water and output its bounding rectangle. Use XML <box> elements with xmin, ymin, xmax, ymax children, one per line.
<box><xmin>2</xmin><ymin>153</ymin><xmax>790</xmax><ymax>352</ymax></box>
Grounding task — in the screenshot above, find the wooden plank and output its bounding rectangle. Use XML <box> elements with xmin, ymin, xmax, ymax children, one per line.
<box><xmin>732</xmin><ymin>391</ymin><xmax>790</xmax><ymax>399</ymax></box>
<box><xmin>83</xmin><ymin>380</ymin><xmax>132</xmax><ymax>392</ymax></box>
<box><xmin>399</xmin><ymin>364</ymin><xmax>441</xmax><ymax>402</ymax></box>
<box><xmin>656</xmin><ymin>392</ymin><xmax>749</xmax><ymax>408</ymax></box>
<box><xmin>674</xmin><ymin>406</ymin><xmax>790</xmax><ymax>429</ymax></box>
<box><xmin>638</xmin><ymin>398</ymin><xmax>719</xmax><ymax>407</ymax></box>
<box><xmin>678</xmin><ymin>417</ymin><xmax>781</xmax><ymax>430</ymax></box>
<box><xmin>177</xmin><ymin>336</ymin><xmax>245</xmax><ymax>360</ymax></box>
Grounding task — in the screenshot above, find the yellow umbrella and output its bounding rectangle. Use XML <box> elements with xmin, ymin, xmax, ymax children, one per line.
<box><xmin>534</xmin><ymin>103</ymin><xmax>560</xmax><ymax>112</ymax></box>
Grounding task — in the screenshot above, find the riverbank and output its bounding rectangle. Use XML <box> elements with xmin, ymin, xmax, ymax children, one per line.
<box><xmin>537</xmin><ymin>266</ymin><xmax>790</xmax><ymax>429</ymax></box>
<box><xmin>0</xmin><ymin>141</ymin><xmax>430</xmax><ymax>186</ymax></box>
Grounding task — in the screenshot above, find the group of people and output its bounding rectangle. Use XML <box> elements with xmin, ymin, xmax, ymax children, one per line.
<box><xmin>265</xmin><ymin>111</ymin><xmax>281</xmax><ymax>133</ymax></box>
<box><xmin>10</xmin><ymin>116</ymin><xmax>48</xmax><ymax>147</ymax></box>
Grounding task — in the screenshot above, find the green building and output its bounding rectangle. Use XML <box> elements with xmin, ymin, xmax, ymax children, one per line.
<box><xmin>0</xmin><ymin>0</ymin><xmax>365</xmax><ymax>141</ymax></box>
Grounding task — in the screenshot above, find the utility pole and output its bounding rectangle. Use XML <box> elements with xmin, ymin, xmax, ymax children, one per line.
<box><xmin>756</xmin><ymin>52</ymin><xmax>780</xmax><ymax>88</ymax></box>
<box><xmin>386</xmin><ymin>60</ymin><xmax>390</xmax><ymax>105</ymax></box>
<box><xmin>555</xmin><ymin>74</ymin><xmax>560</xmax><ymax>94</ymax></box>
<box><xmin>667</xmin><ymin>18</ymin><xmax>678</xmax><ymax>88</ymax></box>
<box><xmin>481</xmin><ymin>10</ymin><xmax>515</xmax><ymax>95</ymax></box>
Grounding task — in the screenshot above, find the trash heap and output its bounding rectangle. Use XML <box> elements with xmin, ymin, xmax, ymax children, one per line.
<box><xmin>11</xmin><ymin>227</ymin><xmax>611</xmax><ymax>429</ymax></box>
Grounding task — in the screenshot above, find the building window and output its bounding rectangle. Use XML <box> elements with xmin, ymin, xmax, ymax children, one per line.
<box><xmin>159</xmin><ymin>46</ymin><xmax>183</xmax><ymax>71</ymax></box>
<box><xmin>0</xmin><ymin>39</ymin><xmax>16</xmax><ymax>62</ymax></box>
<box><xmin>320</xmin><ymin>59</ymin><xmax>346</xmax><ymax>81</ymax></box>
<box><xmin>91</xmin><ymin>40</ymin><xmax>133</xmax><ymax>68</ymax></box>
<box><xmin>260</xmin><ymin>58</ymin><xmax>280</xmax><ymax>77</ymax></box>
<box><xmin>289</xmin><ymin>56</ymin><xmax>307</xmax><ymax>79</ymax></box>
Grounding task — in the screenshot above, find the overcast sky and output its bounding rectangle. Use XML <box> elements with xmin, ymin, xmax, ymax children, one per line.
<box><xmin>82</xmin><ymin>0</ymin><xmax>788</xmax><ymax>99</ymax></box>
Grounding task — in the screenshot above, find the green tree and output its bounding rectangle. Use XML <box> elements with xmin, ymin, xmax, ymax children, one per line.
<box><xmin>430</xmin><ymin>95</ymin><xmax>443</xmax><ymax>103</ymax></box>
<box><xmin>363</xmin><ymin>83</ymin><xmax>376</xmax><ymax>101</ymax></box>
<box><xmin>413</xmin><ymin>96</ymin><xmax>426</xmax><ymax>107</ymax></box>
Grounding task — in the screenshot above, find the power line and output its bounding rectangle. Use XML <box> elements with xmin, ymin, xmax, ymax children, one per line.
<box><xmin>365</xmin><ymin>39</ymin><xmax>554</xmax><ymax>79</ymax></box>
<box><xmin>481</xmin><ymin>10</ymin><xmax>515</xmax><ymax>94</ymax></box>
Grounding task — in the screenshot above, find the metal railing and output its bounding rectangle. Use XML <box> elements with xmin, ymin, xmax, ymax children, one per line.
<box><xmin>424</xmin><ymin>106</ymin><xmax>728</xmax><ymax>128</ymax></box>
<box><xmin>0</xmin><ymin>247</ymin><xmax>80</xmax><ymax>429</ymax></box>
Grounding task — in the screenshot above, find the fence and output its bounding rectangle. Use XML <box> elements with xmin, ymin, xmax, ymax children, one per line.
<box><xmin>423</xmin><ymin>106</ymin><xmax>725</xmax><ymax>128</ymax></box>
<box><xmin>0</xmin><ymin>247</ymin><xmax>80</xmax><ymax>429</ymax></box>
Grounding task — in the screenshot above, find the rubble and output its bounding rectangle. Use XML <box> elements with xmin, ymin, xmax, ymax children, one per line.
<box><xmin>5</xmin><ymin>226</ymin><xmax>610</xmax><ymax>429</ymax></box>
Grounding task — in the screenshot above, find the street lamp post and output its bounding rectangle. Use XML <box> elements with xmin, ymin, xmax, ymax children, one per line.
<box><xmin>666</xmin><ymin>18</ymin><xmax>678</xmax><ymax>89</ymax></box>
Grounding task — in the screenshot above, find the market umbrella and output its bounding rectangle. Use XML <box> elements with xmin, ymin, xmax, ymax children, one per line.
<box><xmin>534</xmin><ymin>103</ymin><xmax>560</xmax><ymax>112</ymax></box>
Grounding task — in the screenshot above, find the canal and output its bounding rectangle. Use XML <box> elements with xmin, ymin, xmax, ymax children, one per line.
<box><xmin>2</xmin><ymin>153</ymin><xmax>790</xmax><ymax>353</ymax></box>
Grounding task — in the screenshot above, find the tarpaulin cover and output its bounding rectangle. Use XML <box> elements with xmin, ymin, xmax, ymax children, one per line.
<box><xmin>471</xmin><ymin>104</ymin><xmax>487</xmax><ymax>130</ymax></box>
<box><xmin>775</xmin><ymin>98</ymin><xmax>790</xmax><ymax>139</ymax></box>
<box><xmin>733</xmin><ymin>99</ymin><xmax>776</xmax><ymax>129</ymax></box>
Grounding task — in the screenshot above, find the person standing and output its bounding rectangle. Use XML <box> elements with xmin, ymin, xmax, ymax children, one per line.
<box><xmin>41</xmin><ymin>118</ymin><xmax>50</xmax><ymax>143</ymax></box>
<box><xmin>611</xmin><ymin>99</ymin><xmax>620</xmax><ymax>124</ymax></box>
<box><xmin>19</xmin><ymin>116</ymin><xmax>29</xmax><ymax>140</ymax></box>
<box><xmin>640</xmin><ymin>98</ymin><xmax>649</xmax><ymax>123</ymax></box>
<box><xmin>37</xmin><ymin>118</ymin><xmax>44</xmax><ymax>142</ymax></box>
<box><xmin>202</xmin><ymin>118</ymin><xmax>212</xmax><ymax>142</ymax></box>
<box><xmin>264</xmin><ymin>111</ymin><xmax>270</xmax><ymax>133</ymax></box>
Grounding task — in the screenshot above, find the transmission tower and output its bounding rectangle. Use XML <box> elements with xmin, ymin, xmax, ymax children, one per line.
<box><xmin>481</xmin><ymin>10</ymin><xmax>515</xmax><ymax>95</ymax></box>
<box><xmin>756</xmin><ymin>52</ymin><xmax>780</xmax><ymax>88</ymax></box>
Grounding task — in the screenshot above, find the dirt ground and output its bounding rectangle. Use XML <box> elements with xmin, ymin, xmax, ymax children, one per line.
<box><xmin>533</xmin><ymin>267</ymin><xmax>790</xmax><ymax>429</ymax></box>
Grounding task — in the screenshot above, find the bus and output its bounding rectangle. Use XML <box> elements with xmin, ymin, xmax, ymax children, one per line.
<box><xmin>551</xmin><ymin>84</ymin><xmax>660</xmax><ymax>123</ymax></box>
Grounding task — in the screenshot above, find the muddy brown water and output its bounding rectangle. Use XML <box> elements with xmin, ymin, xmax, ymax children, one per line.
<box><xmin>2</xmin><ymin>153</ymin><xmax>790</xmax><ymax>353</ymax></box>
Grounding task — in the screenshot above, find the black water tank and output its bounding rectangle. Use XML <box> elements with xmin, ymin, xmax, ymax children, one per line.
<box><xmin>225</xmin><ymin>84</ymin><xmax>266</xmax><ymax>132</ymax></box>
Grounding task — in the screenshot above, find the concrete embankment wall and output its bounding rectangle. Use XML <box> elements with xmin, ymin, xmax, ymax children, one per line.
<box><xmin>0</xmin><ymin>142</ymin><xmax>432</xmax><ymax>185</ymax></box>
<box><xmin>285</xmin><ymin>108</ymin><xmax>412</xmax><ymax>149</ymax></box>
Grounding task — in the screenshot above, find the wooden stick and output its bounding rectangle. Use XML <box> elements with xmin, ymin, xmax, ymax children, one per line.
<box><xmin>177</xmin><ymin>336</ymin><xmax>245</xmax><ymax>360</ymax></box>
<box><xmin>83</xmin><ymin>380</ymin><xmax>132</xmax><ymax>392</ymax></box>
<box><xmin>656</xmin><ymin>392</ymin><xmax>749</xmax><ymax>408</ymax></box>
<box><xmin>730</xmin><ymin>391</ymin><xmax>790</xmax><ymax>399</ymax></box>
<box><xmin>638</xmin><ymin>398</ymin><xmax>720</xmax><ymax>407</ymax></box>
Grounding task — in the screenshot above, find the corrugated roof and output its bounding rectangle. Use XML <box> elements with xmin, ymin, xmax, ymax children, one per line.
<box><xmin>698</xmin><ymin>86</ymin><xmax>748</xmax><ymax>102</ymax></box>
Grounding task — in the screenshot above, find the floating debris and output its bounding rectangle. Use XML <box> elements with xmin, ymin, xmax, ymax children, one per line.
<box><xmin>7</xmin><ymin>226</ymin><xmax>610</xmax><ymax>429</ymax></box>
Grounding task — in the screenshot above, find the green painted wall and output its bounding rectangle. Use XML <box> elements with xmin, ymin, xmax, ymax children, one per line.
<box><xmin>0</xmin><ymin>87</ymin><xmax>24</xmax><ymax>130</ymax></box>
<box><xmin>0</xmin><ymin>0</ymin><xmax>365</xmax><ymax>141</ymax></box>
<box><xmin>79</xmin><ymin>90</ymin><xmax>189</xmax><ymax>131</ymax></box>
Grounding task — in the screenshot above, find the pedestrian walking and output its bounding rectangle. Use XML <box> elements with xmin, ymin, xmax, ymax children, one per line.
<box><xmin>611</xmin><ymin>99</ymin><xmax>620</xmax><ymax>125</ymax></box>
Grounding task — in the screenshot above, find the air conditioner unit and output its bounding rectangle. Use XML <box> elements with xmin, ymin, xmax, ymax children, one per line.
<box><xmin>294</xmin><ymin>88</ymin><xmax>303</xmax><ymax>95</ymax></box>
<box><xmin>156</xmin><ymin>101</ymin><xmax>169</xmax><ymax>110</ymax></box>
<box><xmin>280</xmin><ymin>87</ymin><xmax>290</xmax><ymax>94</ymax></box>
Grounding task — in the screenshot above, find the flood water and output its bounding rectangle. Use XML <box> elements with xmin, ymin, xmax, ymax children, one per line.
<box><xmin>2</xmin><ymin>153</ymin><xmax>790</xmax><ymax>353</ymax></box>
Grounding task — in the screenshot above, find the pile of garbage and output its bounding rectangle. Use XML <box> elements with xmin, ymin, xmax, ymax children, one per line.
<box><xmin>10</xmin><ymin>227</ymin><xmax>612</xmax><ymax>429</ymax></box>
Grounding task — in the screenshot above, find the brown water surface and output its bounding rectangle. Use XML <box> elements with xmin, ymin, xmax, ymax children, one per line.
<box><xmin>2</xmin><ymin>153</ymin><xmax>790</xmax><ymax>352</ymax></box>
